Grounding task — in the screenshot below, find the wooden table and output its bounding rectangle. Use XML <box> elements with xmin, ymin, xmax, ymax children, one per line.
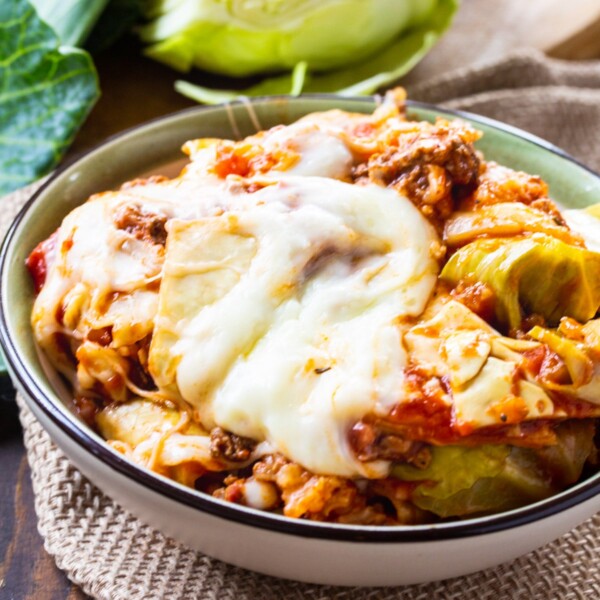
<box><xmin>1</xmin><ymin>1</ymin><xmax>600</xmax><ymax>596</ymax></box>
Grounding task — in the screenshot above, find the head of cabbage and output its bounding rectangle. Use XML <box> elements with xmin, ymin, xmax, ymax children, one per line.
<box><xmin>138</xmin><ymin>0</ymin><xmax>457</xmax><ymax>102</ymax></box>
<box><xmin>140</xmin><ymin>0</ymin><xmax>437</xmax><ymax>74</ymax></box>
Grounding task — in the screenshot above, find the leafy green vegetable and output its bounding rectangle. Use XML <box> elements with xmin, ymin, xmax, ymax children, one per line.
<box><xmin>143</xmin><ymin>0</ymin><xmax>457</xmax><ymax>103</ymax></box>
<box><xmin>415</xmin><ymin>450</ymin><xmax>552</xmax><ymax>518</ymax></box>
<box><xmin>394</xmin><ymin>444</ymin><xmax>510</xmax><ymax>503</ymax></box>
<box><xmin>175</xmin><ymin>60</ymin><xmax>310</xmax><ymax>104</ymax></box>
<box><xmin>30</xmin><ymin>0</ymin><xmax>110</xmax><ymax>46</ymax></box>
<box><xmin>441</xmin><ymin>235</ymin><xmax>600</xmax><ymax>331</ymax></box>
<box><xmin>393</xmin><ymin>444</ymin><xmax>550</xmax><ymax>517</ymax></box>
<box><xmin>443</xmin><ymin>202</ymin><xmax>578</xmax><ymax>248</ymax></box>
<box><xmin>393</xmin><ymin>421</ymin><xmax>595</xmax><ymax>518</ymax></box>
<box><xmin>140</xmin><ymin>0</ymin><xmax>436</xmax><ymax>75</ymax></box>
<box><xmin>0</xmin><ymin>0</ymin><xmax>100</xmax><ymax>194</ymax></box>
<box><xmin>535</xmin><ymin>420</ymin><xmax>596</xmax><ymax>488</ymax></box>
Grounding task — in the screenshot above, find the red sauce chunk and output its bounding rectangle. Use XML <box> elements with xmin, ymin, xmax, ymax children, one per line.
<box><xmin>73</xmin><ymin>394</ymin><xmax>101</xmax><ymax>429</ymax></box>
<box><xmin>521</xmin><ymin>345</ymin><xmax>570</xmax><ymax>385</ymax></box>
<box><xmin>213</xmin><ymin>144</ymin><xmax>251</xmax><ymax>178</ymax></box>
<box><xmin>26</xmin><ymin>230</ymin><xmax>58</xmax><ymax>294</ymax></box>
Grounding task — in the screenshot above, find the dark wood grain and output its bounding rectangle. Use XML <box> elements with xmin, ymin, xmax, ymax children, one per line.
<box><xmin>68</xmin><ymin>37</ymin><xmax>196</xmax><ymax>159</ymax></box>
<box><xmin>0</xmin><ymin>427</ymin><xmax>89</xmax><ymax>599</ymax></box>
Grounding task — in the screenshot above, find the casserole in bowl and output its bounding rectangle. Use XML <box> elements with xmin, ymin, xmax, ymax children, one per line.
<box><xmin>2</xmin><ymin>94</ymin><xmax>600</xmax><ymax>586</ymax></box>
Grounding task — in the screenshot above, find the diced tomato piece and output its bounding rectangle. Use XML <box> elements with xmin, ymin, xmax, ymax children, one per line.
<box><xmin>25</xmin><ymin>231</ymin><xmax>58</xmax><ymax>294</ymax></box>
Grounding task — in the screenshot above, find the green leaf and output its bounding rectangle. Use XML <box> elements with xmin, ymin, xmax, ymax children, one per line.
<box><xmin>174</xmin><ymin>0</ymin><xmax>458</xmax><ymax>104</ymax></box>
<box><xmin>303</xmin><ymin>0</ymin><xmax>458</xmax><ymax>95</ymax></box>
<box><xmin>441</xmin><ymin>235</ymin><xmax>600</xmax><ymax>331</ymax></box>
<box><xmin>29</xmin><ymin>0</ymin><xmax>110</xmax><ymax>47</ymax></box>
<box><xmin>392</xmin><ymin>425</ymin><xmax>594</xmax><ymax>519</ymax></box>
<box><xmin>394</xmin><ymin>444</ymin><xmax>510</xmax><ymax>502</ymax></box>
<box><xmin>0</xmin><ymin>1</ymin><xmax>100</xmax><ymax>194</ymax></box>
<box><xmin>142</xmin><ymin>0</ymin><xmax>442</xmax><ymax>76</ymax></box>
<box><xmin>392</xmin><ymin>444</ymin><xmax>538</xmax><ymax>518</ymax></box>
<box><xmin>175</xmin><ymin>60</ymin><xmax>309</xmax><ymax>104</ymax></box>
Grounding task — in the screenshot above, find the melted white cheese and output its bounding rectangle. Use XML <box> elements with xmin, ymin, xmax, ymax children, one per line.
<box><xmin>152</xmin><ymin>177</ymin><xmax>439</xmax><ymax>477</ymax></box>
<box><xmin>183</xmin><ymin>119</ymin><xmax>354</xmax><ymax>182</ymax></box>
<box><xmin>265</xmin><ymin>123</ymin><xmax>354</xmax><ymax>179</ymax></box>
<box><xmin>33</xmin><ymin>116</ymin><xmax>438</xmax><ymax>477</ymax></box>
<box><xmin>564</xmin><ymin>208</ymin><xmax>600</xmax><ymax>253</ymax></box>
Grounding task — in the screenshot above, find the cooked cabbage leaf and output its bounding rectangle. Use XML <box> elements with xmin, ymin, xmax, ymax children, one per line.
<box><xmin>392</xmin><ymin>421</ymin><xmax>594</xmax><ymax>518</ymax></box>
<box><xmin>404</xmin><ymin>300</ymin><xmax>553</xmax><ymax>431</ymax></box>
<box><xmin>0</xmin><ymin>0</ymin><xmax>99</xmax><ymax>193</ymax></box>
<box><xmin>97</xmin><ymin>398</ymin><xmax>223</xmax><ymax>486</ymax></box>
<box><xmin>443</xmin><ymin>203</ymin><xmax>580</xmax><ymax>248</ymax></box>
<box><xmin>393</xmin><ymin>444</ymin><xmax>550</xmax><ymax>518</ymax></box>
<box><xmin>441</xmin><ymin>236</ymin><xmax>600</xmax><ymax>331</ymax></box>
<box><xmin>534</xmin><ymin>420</ymin><xmax>596</xmax><ymax>488</ymax></box>
<box><xmin>97</xmin><ymin>398</ymin><xmax>184</xmax><ymax>446</ymax></box>
<box><xmin>393</xmin><ymin>444</ymin><xmax>510</xmax><ymax>501</ymax></box>
<box><xmin>162</xmin><ymin>0</ymin><xmax>458</xmax><ymax>103</ymax></box>
<box><xmin>149</xmin><ymin>218</ymin><xmax>258</xmax><ymax>393</ymax></box>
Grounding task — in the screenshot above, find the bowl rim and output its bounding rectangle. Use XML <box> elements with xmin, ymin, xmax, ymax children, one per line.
<box><xmin>2</xmin><ymin>94</ymin><xmax>600</xmax><ymax>543</ymax></box>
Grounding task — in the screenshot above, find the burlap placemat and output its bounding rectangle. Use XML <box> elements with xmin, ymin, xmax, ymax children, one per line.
<box><xmin>6</xmin><ymin>49</ymin><xmax>600</xmax><ymax>599</ymax></box>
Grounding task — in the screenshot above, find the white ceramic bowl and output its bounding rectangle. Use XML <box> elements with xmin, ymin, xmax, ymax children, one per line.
<box><xmin>2</xmin><ymin>96</ymin><xmax>600</xmax><ymax>587</ymax></box>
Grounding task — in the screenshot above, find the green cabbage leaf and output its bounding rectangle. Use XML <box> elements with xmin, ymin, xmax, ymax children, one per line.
<box><xmin>392</xmin><ymin>421</ymin><xmax>594</xmax><ymax>518</ymax></box>
<box><xmin>0</xmin><ymin>0</ymin><xmax>100</xmax><ymax>194</ymax></box>
<box><xmin>441</xmin><ymin>235</ymin><xmax>600</xmax><ymax>331</ymax></box>
<box><xmin>443</xmin><ymin>203</ymin><xmax>578</xmax><ymax>248</ymax></box>
<box><xmin>29</xmin><ymin>0</ymin><xmax>109</xmax><ymax>46</ymax></box>
<box><xmin>138</xmin><ymin>0</ymin><xmax>458</xmax><ymax>104</ymax></box>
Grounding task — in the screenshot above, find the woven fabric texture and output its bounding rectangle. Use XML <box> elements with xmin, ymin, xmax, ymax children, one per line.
<box><xmin>6</xmin><ymin>50</ymin><xmax>600</xmax><ymax>599</ymax></box>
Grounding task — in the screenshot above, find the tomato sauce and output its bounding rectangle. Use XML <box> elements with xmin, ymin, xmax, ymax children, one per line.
<box><xmin>25</xmin><ymin>230</ymin><xmax>57</xmax><ymax>293</ymax></box>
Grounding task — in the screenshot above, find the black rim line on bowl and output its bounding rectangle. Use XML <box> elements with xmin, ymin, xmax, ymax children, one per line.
<box><xmin>2</xmin><ymin>95</ymin><xmax>600</xmax><ymax>543</ymax></box>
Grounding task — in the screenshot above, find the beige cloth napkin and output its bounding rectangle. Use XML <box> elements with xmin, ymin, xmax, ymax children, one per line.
<box><xmin>6</xmin><ymin>50</ymin><xmax>600</xmax><ymax>600</ymax></box>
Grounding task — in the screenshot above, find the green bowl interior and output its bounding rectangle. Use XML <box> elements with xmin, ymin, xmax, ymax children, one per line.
<box><xmin>3</xmin><ymin>94</ymin><xmax>600</xmax><ymax>449</ymax></box>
